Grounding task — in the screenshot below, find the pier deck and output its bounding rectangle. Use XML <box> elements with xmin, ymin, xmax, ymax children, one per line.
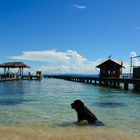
<box><xmin>22</xmin><ymin>75</ymin><xmax>42</xmax><ymax>80</ymax></box>
<box><xmin>0</xmin><ymin>75</ymin><xmax>42</xmax><ymax>82</ymax></box>
<box><xmin>0</xmin><ymin>78</ymin><xmax>17</xmax><ymax>82</ymax></box>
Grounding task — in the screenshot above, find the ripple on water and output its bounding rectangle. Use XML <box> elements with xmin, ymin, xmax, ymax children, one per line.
<box><xmin>0</xmin><ymin>79</ymin><xmax>139</xmax><ymax>137</ymax></box>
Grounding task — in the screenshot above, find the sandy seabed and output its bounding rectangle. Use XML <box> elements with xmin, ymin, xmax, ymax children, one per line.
<box><xmin>0</xmin><ymin>126</ymin><xmax>139</xmax><ymax>140</ymax></box>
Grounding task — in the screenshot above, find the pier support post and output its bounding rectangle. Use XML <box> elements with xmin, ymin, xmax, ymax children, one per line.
<box><xmin>109</xmin><ymin>81</ymin><xmax>112</xmax><ymax>87</ymax></box>
<box><xmin>90</xmin><ymin>80</ymin><xmax>92</xmax><ymax>84</ymax></box>
<box><xmin>134</xmin><ymin>84</ymin><xmax>140</xmax><ymax>91</ymax></box>
<box><xmin>113</xmin><ymin>82</ymin><xmax>117</xmax><ymax>88</ymax></box>
<box><xmin>116</xmin><ymin>82</ymin><xmax>120</xmax><ymax>88</ymax></box>
<box><xmin>104</xmin><ymin>81</ymin><xmax>108</xmax><ymax>86</ymax></box>
<box><xmin>99</xmin><ymin>80</ymin><xmax>102</xmax><ymax>85</ymax></box>
<box><xmin>124</xmin><ymin>83</ymin><xmax>128</xmax><ymax>90</ymax></box>
<box><xmin>81</xmin><ymin>79</ymin><xmax>84</xmax><ymax>83</ymax></box>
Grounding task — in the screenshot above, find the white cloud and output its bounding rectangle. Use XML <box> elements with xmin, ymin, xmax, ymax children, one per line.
<box><xmin>119</xmin><ymin>51</ymin><xmax>140</xmax><ymax>73</ymax></box>
<box><xmin>129</xmin><ymin>51</ymin><xmax>140</xmax><ymax>66</ymax></box>
<box><xmin>72</xmin><ymin>4</ymin><xmax>87</xmax><ymax>10</ymax></box>
<box><xmin>8</xmin><ymin>50</ymin><xmax>140</xmax><ymax>74</ymax></box>
<box><xmin>130</xmin><ymin>51</ymin><xmax>137</xmax><ymax>58</ymax></box>
<box><xmin>122</xmin><ymin>62</ymin><xmax>130</xmax><ymax>73</ymax></box>
<box><xmin>9</xmin><ymin>50</ymin><xmax>69</xmax><ymax>63</ymax></box>
<box><xmin>9</xmin><ymin>50</ymin><xmax>101</xmax><ymax>74</ymax></box>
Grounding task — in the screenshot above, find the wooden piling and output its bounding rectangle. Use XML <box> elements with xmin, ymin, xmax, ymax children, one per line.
<box><xmin>124</xmin><ymin>83</ymin><xmax>128</xmax><ymax>90</ymax></box>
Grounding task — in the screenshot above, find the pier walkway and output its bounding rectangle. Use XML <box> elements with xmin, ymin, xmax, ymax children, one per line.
<box><xmin>22</xmin><ymin>75</ymin><xmax>41</xmax><ymax>80</ymax></box>
<box><xmin>46</xmin><ymin>75</ymin><xmax>140</xmax><ymax>91</ymax></box>
<box><xmin>0</xmin><ymin>75</ymin><xmax>42</xmax><ymax>82</ymax></box>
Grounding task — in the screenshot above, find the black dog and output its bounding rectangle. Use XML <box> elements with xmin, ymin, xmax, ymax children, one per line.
<box><xmin>71</xmin><ymin>100</ymin><xmax>98</xmax><ymax>124</ymax></box>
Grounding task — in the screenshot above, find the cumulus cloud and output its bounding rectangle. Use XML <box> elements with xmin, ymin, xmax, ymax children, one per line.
<box><xmin>130</xmin><ymin>51</ymin><xmax>137</xmax><ymax>58</ymax></box>
<box><xmin>9</xmin><ymin>50</ymin><xmax>101</xmax><ymax>74</ymax></box>
<box><xmin>122</xmin><ymin>62</ymin><xmax>130</xmax><ymax>73</ymax></box>
<box><xmin>72</xmin><ymin>4</ymin><xmax>87</xmax><ymax>10</ymax></box>
<box><xmin>129</xmin><ymin>51</ymin><xmax>140</xmax><ymax>66</ymax></box>
<box><xmin>121</xmin><ymin>51</ymin><xmax>140</xmax><ymax>73</ymax></box>
<box><xmin>8</xmin><ymin>50</ymin><xmax>140</xmax><ymax>74</ymax></box>
<box><xmin>10</xmin><ymin>50</ymin><xmax>69</xmax><ymax>63</ymax></box>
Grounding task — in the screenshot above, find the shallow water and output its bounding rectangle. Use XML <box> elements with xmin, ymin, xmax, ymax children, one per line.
<box><xmin>0</xmin><ymin>79</ymin><xmax>140</xmax><ymax>140</ymax></box>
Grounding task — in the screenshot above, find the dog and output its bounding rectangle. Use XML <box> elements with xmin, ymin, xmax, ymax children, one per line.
<box><xmin>71</xmin><ymin>100</ymin><xmax>98</xmax><ymax>124</ymax></box>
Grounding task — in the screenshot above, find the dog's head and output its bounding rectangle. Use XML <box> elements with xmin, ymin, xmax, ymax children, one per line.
<box><xmin>71</xmin><ymin>100</ymin><xmax>84</xmax><ymax>110</ymax></box>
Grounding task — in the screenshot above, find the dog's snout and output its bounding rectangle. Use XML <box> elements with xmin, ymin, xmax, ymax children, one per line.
<box><xmin>71</xmin><ymin>103</ymin><xmax>74</xmax><ymax>109</ymax></box>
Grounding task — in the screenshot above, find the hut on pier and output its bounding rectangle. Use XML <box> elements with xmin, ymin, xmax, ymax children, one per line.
<box><xmin>0</xmin><ymin>62</ymin><xmax>30</xmax><ymax>78</ymax></box>
<box><xmin>133</xmin><ymin>67</ymin><xmax>140</xmax><ymax>78</ymax></box>
<box><xmin>96</xmin><ymin>59</ymin><xmax>124</xmax><ymax>78</ymax></box>
<box><xmin>133</xmin><ymin>67</ymin><xmax>140</xmax><ymax>90</ymax></box>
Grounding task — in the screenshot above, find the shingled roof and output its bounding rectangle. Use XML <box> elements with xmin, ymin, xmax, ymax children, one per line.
<box><xmin>0</xmin><ymin>62</ymin><xmax>31</xmax><ymax>68</ymax></box>
<box><xmin>96</xmin><ymin>59</ymin><xmax>125</xmax><ymax>68</ymax></box>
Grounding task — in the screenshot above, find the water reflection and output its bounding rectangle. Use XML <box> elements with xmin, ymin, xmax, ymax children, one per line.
<box><xmin>56</xmin><ymin>120</ymin><xmax>104</xmax><ymax>128</ymax></box>
<box><xmin>0</xmin><ymin>81</ymin><xmax>25</xmax><ymax>94</ymax></box>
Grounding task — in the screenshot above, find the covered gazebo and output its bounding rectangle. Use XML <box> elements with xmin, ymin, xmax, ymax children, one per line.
<box><xmin>0</xmin><ymin>62</ymin><xmax>30</xmax><ymax>77</ymax></box>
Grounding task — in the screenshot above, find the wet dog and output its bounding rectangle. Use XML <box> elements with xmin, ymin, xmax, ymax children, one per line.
<box><xmin>71</xmin><ymin>100</ymin><xmax>98</xmax><ymax>124</ymax></box>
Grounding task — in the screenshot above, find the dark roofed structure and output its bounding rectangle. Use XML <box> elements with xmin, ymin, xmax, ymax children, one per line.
<box><xmin>0</xmin><ymin>62</ymin><xmax>30</xmax><ymax>68</ymax></box>
<box><xmin>96</xmin><ymin>59</ymin><xmax>124</xmax><ymax>78</ymax></box>
<box><xmin>0</xmin><ymin>62</ymin><xmax>30</xmax><ymax>77</ymax></box>
<box><xmin>133</xmin><ymin>66</ymin><xmax>140</xmax><ymax>78</ymax></box>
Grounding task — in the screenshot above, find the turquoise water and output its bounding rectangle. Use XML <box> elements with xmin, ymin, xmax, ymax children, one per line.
<box><xmin>0</xmin><ymin>78</ymin><xmax>140</xmax><ymax>139</ymax></box>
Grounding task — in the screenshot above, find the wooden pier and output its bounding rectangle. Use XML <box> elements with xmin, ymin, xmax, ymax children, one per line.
<box><xmin>0</xmin><ymin>78</ymin><xmax>17</xmax><ymax>82</ymax></box>
<box><xmin>46</xmin><ymin>75</ymin><xmax>140</xmax><ymax>91</ymax></box>
<box><xmin>22</xmin><ymin>75</ymin><xmax>42</xmax><ymax>80</ymax></box>
<box><xmin>0</xmin><ymin>75</ymin><xmax>42</xmax><ymax>82</ymax></box>
<box><xmin>0</xmin><ymin>62</ymin><xmax>42</xmax><ymax>81</ymax></box>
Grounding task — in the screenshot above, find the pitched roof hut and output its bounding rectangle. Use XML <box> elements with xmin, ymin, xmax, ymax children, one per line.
<box><xmin>0</xmin><ymin>62</ymin><xmax>30</xmax><ymax>76</ymax></box>
<box><xmin>96</xmin><ymin>59</ymin><xmax>124</xmax><ymax>78</ymax></box>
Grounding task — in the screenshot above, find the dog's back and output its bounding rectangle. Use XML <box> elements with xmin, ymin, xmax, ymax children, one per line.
<box><xmin>77</xmin><ymin>106</ymin><xmax>97</xmax><ymax>123</ymax></box>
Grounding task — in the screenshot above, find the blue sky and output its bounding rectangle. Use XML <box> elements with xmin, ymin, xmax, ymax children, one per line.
<box><xmin>0</xmin><ymin>0</ymin><xmax>140</xmax><ymax>74</ymax></box>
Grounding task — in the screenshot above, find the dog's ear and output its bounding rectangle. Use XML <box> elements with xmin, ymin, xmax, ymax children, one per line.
<box><xmin>74</xmin><ymin>100</ymin><xmax>84</xmax><ymax>108</ymax></box>
<box><xmin>71</xmin><ymin>103</ymin><xmax>75</xmax><ymax>109</ymax></box>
